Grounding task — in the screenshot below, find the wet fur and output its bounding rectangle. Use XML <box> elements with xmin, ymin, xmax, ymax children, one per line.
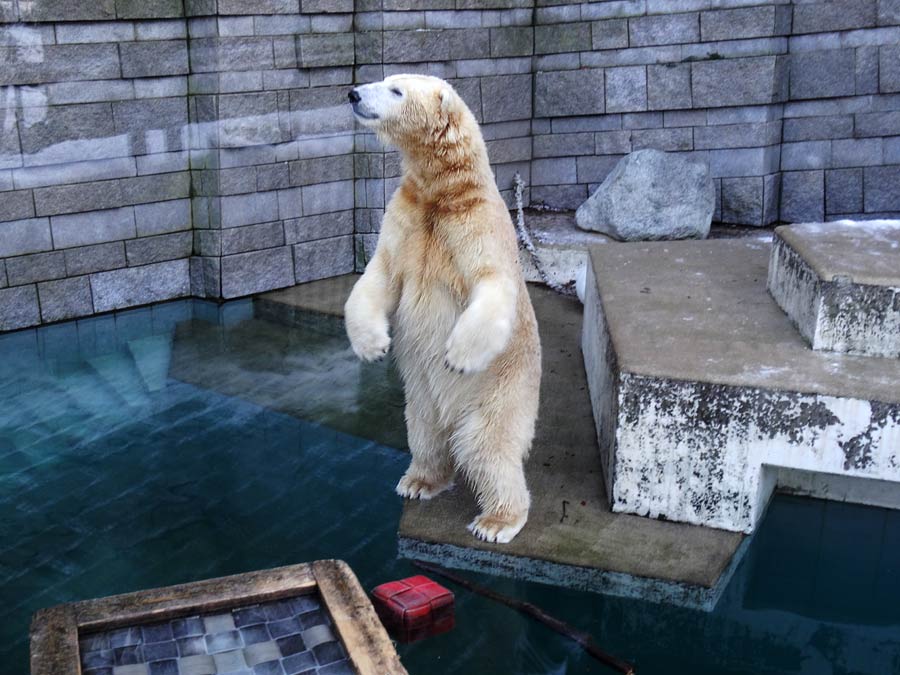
<box><xmin>345</xmin><ymin>75</ymin><xmax>541</xmax><ymax>543</ymax></box>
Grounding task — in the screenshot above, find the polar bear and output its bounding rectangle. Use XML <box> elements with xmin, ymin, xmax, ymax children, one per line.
<box><xmin>344</xmin><ymin>74</ymin><xmax>541</xmax><ymax>544</ymax></box>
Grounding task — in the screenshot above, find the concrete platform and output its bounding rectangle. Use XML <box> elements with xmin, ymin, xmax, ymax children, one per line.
<box><xmin>262</xmin><ymin>275</ymin><xmax>747</xmax><ymax>609</ymax></box>
<box><xmin>768</xmin><ymin>221</ymin><xmax>900</xmax><ymax>358</ymax></box>
<box><xmin>583</xmin><ymin>239</ymin><xmax>900</xmax><ymax>534</ymax></box>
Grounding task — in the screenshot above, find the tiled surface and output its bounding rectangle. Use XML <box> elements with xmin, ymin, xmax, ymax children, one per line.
<box><xmin>79</xmin><ymin>594</ymin><xmax>354</xmax><ymax>675</ymax></box>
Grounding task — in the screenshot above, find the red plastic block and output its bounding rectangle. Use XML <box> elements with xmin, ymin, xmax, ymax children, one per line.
<box><xmin>371</xmin><ymin>575</ymin><xmax>455</xmax><ymax>642</ymax></box>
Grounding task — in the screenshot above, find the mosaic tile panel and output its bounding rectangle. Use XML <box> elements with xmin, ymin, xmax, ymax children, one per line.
<box><xmin>79</xmin><ymin>594</ymin><xmax>354</xmax><ymax>675</ymax></box>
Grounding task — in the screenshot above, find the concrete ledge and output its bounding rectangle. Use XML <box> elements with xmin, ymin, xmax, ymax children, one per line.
<box><xmin>768</xmin><ymin>221</ymin><xmax>900</xmax><ymax>358</ymax></box>
<box><xmin>584</xmin><ymin>240</ymin><xmax>900</xmax><ymax>533</ymax></box>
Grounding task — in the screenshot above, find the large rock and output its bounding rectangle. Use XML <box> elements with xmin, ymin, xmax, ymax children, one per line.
<box><xmin>575</xmin><ymin>149</ymin><xmax>715</xmax><ymax>241</ymax></box>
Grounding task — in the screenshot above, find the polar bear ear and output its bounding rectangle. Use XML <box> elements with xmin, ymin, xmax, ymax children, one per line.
<box><xmin>440</xmin><ymin>87</ymin><xmax>453</xmax><ymax>113</ymax></box>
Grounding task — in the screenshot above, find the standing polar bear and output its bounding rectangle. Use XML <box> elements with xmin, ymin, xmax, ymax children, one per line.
<box><xmin>345</xmin><ymin>75</ymin><xmax>541</xmax><ymax>544</ymax></box>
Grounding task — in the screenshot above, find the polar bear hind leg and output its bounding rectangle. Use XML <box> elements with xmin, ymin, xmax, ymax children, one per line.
<box><xmin>453</xmin><ymin>404</ymin><xmax>532</xmax><ymax>544</ymax></box>
<box><xmin>396</xmin><ymin>394</ymin><xmax>455</xmax><ymax>500</ymax></box>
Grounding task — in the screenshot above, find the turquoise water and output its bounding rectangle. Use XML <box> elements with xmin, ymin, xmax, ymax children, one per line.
<box><xmin>1</xmin><ymin>298</ymin><xmax>898</xmax><ymax>674</ymax></box>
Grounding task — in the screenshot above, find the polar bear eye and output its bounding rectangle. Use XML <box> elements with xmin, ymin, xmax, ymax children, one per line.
<box><xmin>390</xmin><ymin>87</ymin><xmax>403</xmax><ymax>97</ymax></box>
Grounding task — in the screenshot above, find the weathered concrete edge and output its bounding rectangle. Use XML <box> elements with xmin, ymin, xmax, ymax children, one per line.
<box><xmin>397</xmin><ymin>535</ymin><xmax>753</xmax><ymax>613</ymax></box>
<box><xmin>769</xmin><ymin>230</ymin><xmax>900</xmax><ymax>358</ymax></box>
<box><xmin>767</xmin><ymin>231</ymin><xmax>822</xmax><ymax>349</ymax></box>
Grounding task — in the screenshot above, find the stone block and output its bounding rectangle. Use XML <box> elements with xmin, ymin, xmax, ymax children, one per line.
<box><xmin>134</xmin><ymin>197</ymin><xmax>191</xmax><ymax>237</ymax></box>
<box><xmin>116</xmin><ymin>0</ymin><xmax>184</xmax><ymax>19</ymax></box>
<box><xmin>190</xmin><ymin>256</ymin><xmax>220</xmax><ymax>298</ymax></box>
<box><xmin>354</xmin><ymin>32</ymin><xmax>382</xmax><ymax>64</ymax></box>
<box><xmin>221</xmin><ymin>221</ymin><xmax>285</xmax><ymax>255</ymax></box>
<box><xmin>120</xmin><ymin>172</ymin><xmax>191</xmax><ymax>207</ymax></box>
<box><xmin>832</xmin><ymin>138</ymin><xmax>883</xmax><ymax>168</ymax></box>
<box><xmin>218</xmin><ymin>92</ymin><xmax>281</xmax><ymax>147</ymax></box>
<box><xmin>856</xmin><ymin>46</ymin><xmax>880</xmax><ymax>95</ymax></box>
<box><xmin>692</xmin><ymin>56</ymin><xmax>784</xmax><ymax>108</ymax></box>
<box><xmin>485</xmin><ymin>137</ymin><xmax>531</xmax><ymax>164</ymax></box>
<box><xmin>721</xmin><ymin>176</ymin><xmax>763</xmax><ymax>225</ymax></box>
<box><xmin>302</xmin><ymin>0</ymin><xmax>353</xmax><ymax>12</ymax></box>
<box><xmin>825</xmin><ymin>168</ymin><xmax>864</xmax><ymax>214</ymax></box>
<box><xmin>113</xmin><ymin>97</ymin><xmax>188</xmax><ymax>154</ymax></box>
<box><xmin>218</xmin><ymin>0</ymin><xmax>298</xmax><ymax>14</ymax></box>
<box><xmin>535</xmin><ymin>22</ymin><xmax>591</xmax><ymax>54</ymax></box>
<box><xmin>19</xmin><ymin>0</ymin><xmax>115</xmax><ymax>21</ymax></box>
<box><xmin>880</xmin><ymin>0</ymin><xmax>900</xmax><ymax>25</ymax></box>
<box><xmin>0</xmin><ymin>285</ymin><xmax>40</xmax><ymax>331</ymax></box>
<box><xmin>531</xmin><ymin>184</ymin><xmax>587</xmax><ymax>210</ymax></box>
<box><xmin>629</xmin><ymin>13</ymin><xmax>699</xmax><ymax>47</ymax></box>
<box><xmin>120</xmin><ymin>40</ymin><xmax>189</xmax><ymax>79</ymax></box>
<box><xmin>783</xmin><ymin>115</ymin><xmax>854</xmax><ymax>142</ymax></box>
<box><xmin>694</xmin><ymin>122</ymin><xmax>776</xmax><ymax>150</ymax></box>
<box><xmin>780</xmin><ymin>170</ymin><xmax>824</xmax><ymax>223</ymax></box>
<box><xmin>449</xmin><ymin>28</ymin><xmax>490</xmax><ymax>60</ymax></box>
<box><xmin>221</xmin><ymin>191</ymin><xmax>279</xmax><ymax>228</ymax></box>
<box><xmin>762</xmin><ymin>173</ymin><xmax>780</xmax><ymax>225</ymax></box>
<box><xmin>864</xmin><ymin>165</ymin><xmax>900</xmax><ymax>212</ymax></box>
<box><xmin>700</xmin><ymin>6</ymin><xmax>775</xmax><ymax>42</ymax></box>
<box><xmin>594</xmin><ymin>130</ymin><xmax>633</xmax><ymax>155</ymax></box>
<box><xmin>288</xmin><ymin>154</ymin><xmax>353</xmax><ymax>187</ymax></box>
<box><xmin>490</xmin><ymin>27</ymin><xmax>533</xmax><ymax>57</ymax></box>
<box><xmin>532</xmin><ymin>133</ymin><xmax>594</xmax><ymax>158</ymax></box>
<box><xmin>64</xmin><ymin>242</ymin><xmax>126</xmax><ymax>276</ymax></box>
<box><xmin>284</xmin><ymin>210</ymin><xmax>353</xmax><ymax>244</ymax></box>
<box><xmin>299</xmin><ymin>33</ymin><xmax>355</xmax><ymax>68</ymax></box>
<box><xmin>125</xmin><ymin>231</ymin><xmax>192</xmax><ymax>265</ymax></box>
<box><xmin>606</xmin><ymin>66</ymin><xmax>647</xmax><ymax>113</ymax></box>
<box><xmin>781</xmin><ymin>141</ymin><xmax>832</xmax><ymax>171</ymax></box>
<box><xmin>881</xmin><ymin>45</ymin><xmax>900</xmax><ymax>92</ymax></box>
<box><xmin>253</xmin><ymin>14</ymin><xmax>311</xmax><ymax>35</ymax></box>
<box><xmin>790</xmin><ymin>50</ymin><xmax>856</xmax><ymax>100</ymax></box>
<box><xmin>592</xmin><ymin>19</ymin><xmax>628</xmax><ymax>50</ymax></box>
<box><xmin>855</xmin><ymin>110</ymin><xmax>900</xmax><ymax>138</ymax></box>
<box><xmin>481</xmin><ymin>73</ymin><xmax>532</xmax><ymax>123</ymax></box>
<box><xmin>0</xmin><ymin>44</ymin><xmax>120</xmax><ymax>86</ymax></box>
<box><xmin>51</xmin><ymin>206</ymin><xmax>136</xmax><ymax>249</ymax></box>
<box><xmin>647</xmin><ymin>63</ymin><xmax>691</xmax><ymax>111</ymax></box>
<box><xmin>535</xmin><ymin>69</ymin><xmax>605</xmax><ymax>118</ymax></box>
<box><xmin>0</xmin><ymin>217</ymin><xmax>51</xmax><ymax>257</ymax></box>
<box><xmin>38</xmin><ymin>276</ymin><xmax>93</xmax><ymax>323</ymax></box>
<box><xmin>19</xmin><ymin>102</ymin><xmax>116</xmax><ymax>161</ymax></box>
<box><xmin>189</xmin><ymin>37</ymin><xmax>274</xmax><ymax>73</ymax></box>
<box><xmin>793</xmin><ymin>0</ymin><xmax>877</xmax><ymax>34</ymax></box>
<box><xmin>576</xmin><ymin>155</ymin><xmax>623</xmax><ymax>184</ymax></box>
<box><xmin>709</xmin><ymin>146</ymin><xmax>779</xmax><ymax>178</ymax></box>
<box><xmin>220</xmin><ymin>246</ymin><xmax>294</xmax><ymax>298</ymax></box>
<box><xmin>5</xmin><ymin>250</ymin><xmax>66</xmax><ymax>286</ymax></box>
<box><xmin>137</xmin><ymin>19</ymin><xmax>187</xmax><ymax>40</ymax></box>
<box><xmin>383</xmin><ymin>29</ymin><xmax>450</xmax><ymax>63</ymax></box>
<box><xmin>302</xmin><ymin>179</ymin><xmax>354</xmax><ymax>215</ymax></box>
<box><xmin>91</xmin><ymin>258</ymin><xmax>190</xmax><ymax>311</ymax></box>
<box><xmin>293</xmin><ymin>235</ymin><xmax>354</xmax><ymax>283</ymax></box>
<box><xmin>55</xmin><ymin>21</ymin><xmax>135</xmax><ymax>43</ymax></box>
<box><xmin>531</xmin><ymin>158</ymin><xmax>577</xmax><ymax>186</ymax></box>
<box><xmin>278</xmin><ymin>187</ymin><xmax>304</xmax><ymax>219</ymax></box>
<box><xmin>0</xmin><ymin>190</ymin><xmax>35</xmax><ymax>223</ymax></box>
<box><xmin>631</xmin><ymin>127</ymin><xmax>692</xmax><ymax>152</ymax></box>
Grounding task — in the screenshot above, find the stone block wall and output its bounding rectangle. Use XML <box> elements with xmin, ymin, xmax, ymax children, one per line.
<box><xmin>1</xmin><ymin>0</ymin><xmax>899</xmax><ymax>331</ymax></box>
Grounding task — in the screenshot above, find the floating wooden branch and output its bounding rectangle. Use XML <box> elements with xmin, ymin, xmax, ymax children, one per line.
<box><xmin>412</xmin><ymin>560</ymin><xmax>635</xmax><ymax>675</ymax></box>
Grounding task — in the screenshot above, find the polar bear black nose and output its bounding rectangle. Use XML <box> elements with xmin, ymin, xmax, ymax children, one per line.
<box><xmin>348</xmin><ymin>89</ymin><xmax>361</xmax><ymax>103</ymax></box>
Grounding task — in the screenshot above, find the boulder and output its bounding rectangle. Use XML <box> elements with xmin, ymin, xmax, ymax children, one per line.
<box><xmin>575</xmin><ymin>149</ymin><xmax>715</xmax><ymax>241</ymax></box>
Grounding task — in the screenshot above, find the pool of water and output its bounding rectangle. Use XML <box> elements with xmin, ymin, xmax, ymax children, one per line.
<box><xmin>1</xmin><ymin>298</ymin><xmax>898</xmax><ymax>674</ymax></box>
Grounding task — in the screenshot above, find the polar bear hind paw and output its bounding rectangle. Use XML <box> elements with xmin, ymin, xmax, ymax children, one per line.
<box><xmin>396</xmin><ymin>473</ymin><xmax>454</xmax><ymax>500</ymax></box>
<box><xmin>467</xmin><ymin>511</ymin><xmax>527</xmax><ymax>544</ymax></box>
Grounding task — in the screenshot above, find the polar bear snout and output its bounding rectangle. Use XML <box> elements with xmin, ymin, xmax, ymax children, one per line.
<box><xmin>348</xmin><ymin>88</ymin><xmax>360</xmax><ymax>103</ymax></box>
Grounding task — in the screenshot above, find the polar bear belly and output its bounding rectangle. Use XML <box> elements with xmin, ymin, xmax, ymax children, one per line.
<box><xmin>393</xmin><ymin>281</ymin><xmax>481</xmax><ymax>423</ymax></box>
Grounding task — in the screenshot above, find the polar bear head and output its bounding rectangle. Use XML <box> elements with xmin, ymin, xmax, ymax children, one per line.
<box><xmin>348</xmin><ymin>74</ymin><xmax>473</xmax><ymax>151</ymax></box>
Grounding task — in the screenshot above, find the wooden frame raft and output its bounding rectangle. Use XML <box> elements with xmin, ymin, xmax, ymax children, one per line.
<box><xmin>30</xmin><ymin>559</ymin><xmax>408</xmax><ymax>675</ymax></box>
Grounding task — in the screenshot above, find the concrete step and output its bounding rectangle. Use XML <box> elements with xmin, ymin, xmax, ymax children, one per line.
<box><xmin>582</xmin><ymin>239</ymin><xmax>900</xmax><ymax>534</ymax></box>
<box><xmin>768</xmin><ymin>220</ymin><xmax>900</xmax><ymax>359</ymax></box>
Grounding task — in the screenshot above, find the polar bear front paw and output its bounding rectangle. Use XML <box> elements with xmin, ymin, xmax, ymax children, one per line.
<box><xmin>467</xmin><ymin>511</ymin><xmax>527</xmax><ymax>544</ymax></box>
<box><xmin>346</xmin><ymin>319</ymin><xmax>391</xmax><ymax>362</ymax></box>
<box><xmin>444</xmin><ymin>319</ymin><xmax>509</xmax><ymax>374</ymax></box>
